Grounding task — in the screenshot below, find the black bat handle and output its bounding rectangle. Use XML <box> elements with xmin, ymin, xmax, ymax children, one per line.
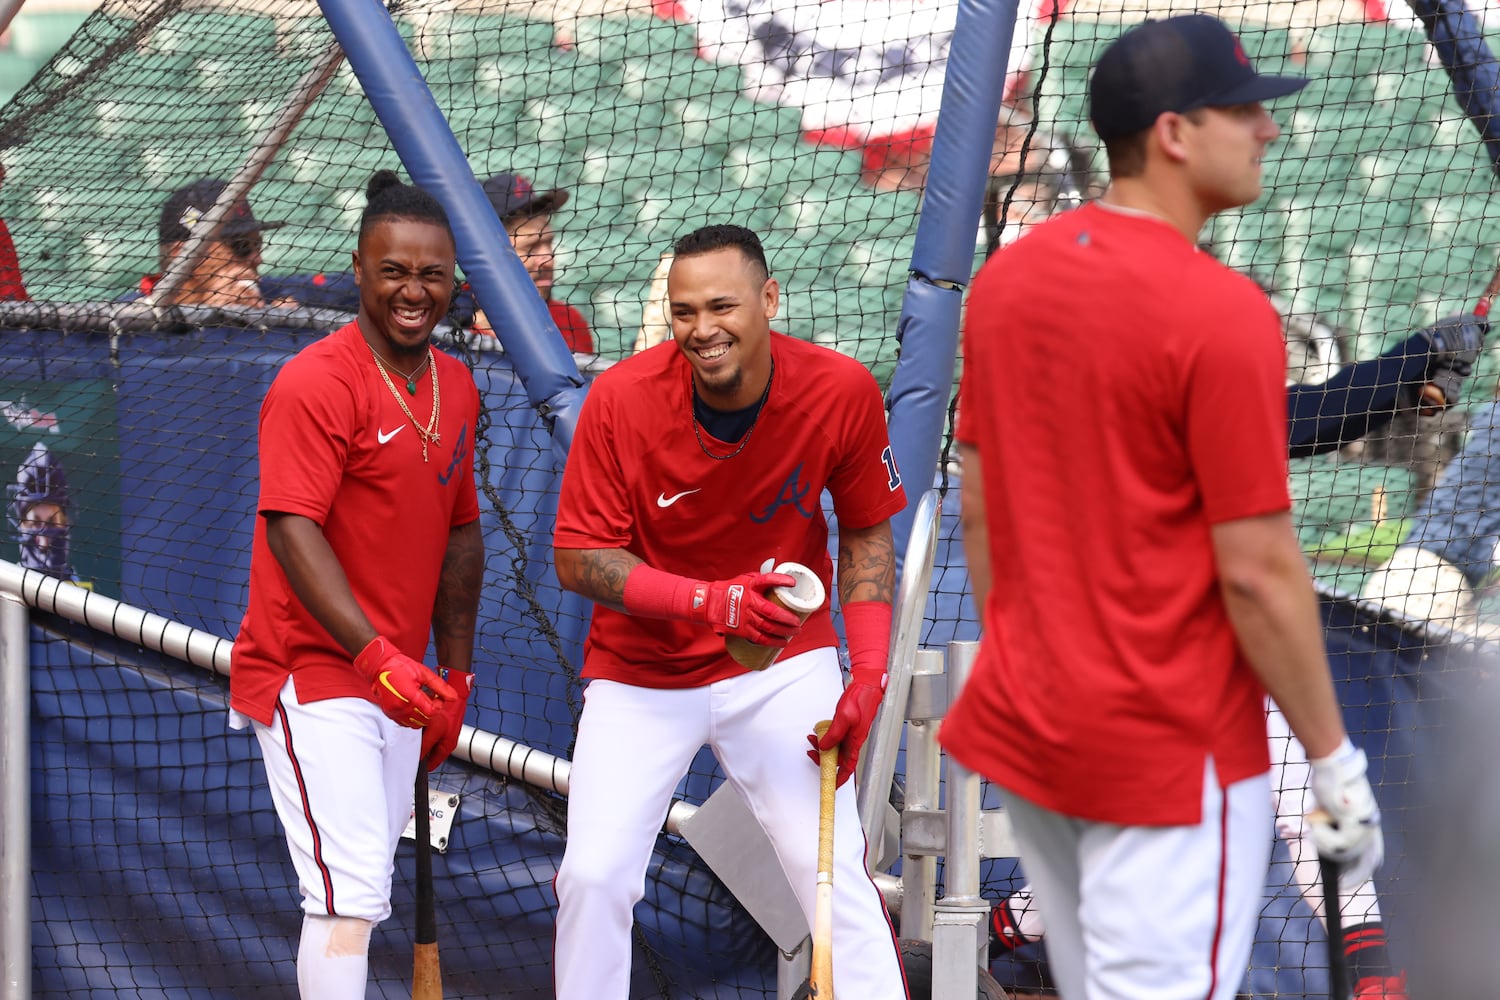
<box><xmin>1320</xmin><ymin>856</ymin><xmax>1347</xmax><ymax>1000</ymax></box>
<box><xmin>415</xmin><ymin>763</ymin><xmax>437</xmax><ymax>946</ymax></box>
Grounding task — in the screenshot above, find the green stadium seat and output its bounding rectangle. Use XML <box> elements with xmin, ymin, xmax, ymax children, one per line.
<box><xmin>275</xmin><ymin>16</ymin><xmax>337</xmax><ymax>61</ymax></box>
<box><xmin>617</xmin><ymin>16</ymin><xmax>696</xmax><ymax>61</ymax></box>
<box><xmin>571</xmin><ymin>16</ymin><xmax>638</xmax><ymax>65</ymax></box>
<box><xmin>0</xmin><ymin>56</ymin><xmax>42</xmax><ymax>99</ymax></box>
<box><xmin>146</xmin><ymin>11</ymin><xmax>280</xmax><ymax>58</ymax></box>
<box><xmin>417</xmin><ymin>13</ymin><xmax>554</xmax><ymax>61</ymax></box>
<box><xmin>8</xmin><ymin>11</ymin><xmax>90</xmax><ymax>61</ymax></box>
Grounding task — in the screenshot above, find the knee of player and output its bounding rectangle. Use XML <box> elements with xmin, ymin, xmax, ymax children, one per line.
<box><xmin>556</xmin><ymin>853</ymin><xmax>647</xmax><ymax>905</ymax></box>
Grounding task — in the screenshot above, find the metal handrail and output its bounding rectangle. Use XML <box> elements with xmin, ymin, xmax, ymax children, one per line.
<box><xmin>858</xmin><ymin>488</ymin><xmax>941</xmax><ymax>865</ymax></box>
<box><xmin>0</xmin><ymin>561</ymin><xmax>696</xmax><ymax>835</ymax></box>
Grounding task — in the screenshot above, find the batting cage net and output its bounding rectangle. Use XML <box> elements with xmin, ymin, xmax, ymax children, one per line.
<box><xmin>2</xmin><ymin>0</ymin><xmax>1498</xmax><ymax>995</ymax></box>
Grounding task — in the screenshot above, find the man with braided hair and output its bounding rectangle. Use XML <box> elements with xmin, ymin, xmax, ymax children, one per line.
<box><xmin>230</xmin><ymin>170</ymin><xmax>482</xmax><ymax>998</ymax></box>
<box><xmin>552</xmin><ymin>223</ymin><xmax>908</xmax><ymax>999</ymax></box>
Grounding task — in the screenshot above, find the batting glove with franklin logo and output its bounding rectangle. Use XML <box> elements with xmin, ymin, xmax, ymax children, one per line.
<box><xmin>353</xmin><ymin>635</ymin><xmax>457</xmax><ymax>729</ymax></box>
<box><xmin>689</xmin><ymin>571</ymin><xmax>802</xmax><ymax>645</ymax></box>
<box><xmin>1307</xmin><ymin>737</ymin><xmax>1385</xmax><ymax>892</ymax></box>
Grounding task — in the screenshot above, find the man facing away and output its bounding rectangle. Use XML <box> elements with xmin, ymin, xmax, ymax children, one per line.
<box><xmin>941</xmin><ymin>16</ymin><xmax>1384</xmax><ymax>999</ymax></box>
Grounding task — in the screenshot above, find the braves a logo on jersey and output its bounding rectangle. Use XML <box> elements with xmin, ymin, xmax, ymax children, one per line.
<box><xmin>751</xmin><ymin>463</ymin><xmax>818</xmax><ymax>523</ymax></box>
<box><xmin>438</xmin><ymin>421</ymin><xmax>470</xmax><ymax>486</ymax></box>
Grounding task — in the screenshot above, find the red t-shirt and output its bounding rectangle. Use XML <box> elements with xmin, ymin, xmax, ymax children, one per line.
<box><xmin>555</xmin><ymin>333</ymin><xmax>906</xmax><ymax>688</ymax></box>
<box><xmin>230</xmin><ymin>322</ymin><xmax>481</xmax><ymax>725</ymax></box>
<box><xmin>0</xmin><ymin>220</ymin><xmax>28</xmax><ymax>301</ymax></box>
<box><xmin>549</xmin><ymin>299</ymin><xmax>593</xmax><ymax>354</ymax></box>
<box><xmin>941</xmin><ymin>203</ymin><xmax>1288</xmax><ymax>825</ymax></box>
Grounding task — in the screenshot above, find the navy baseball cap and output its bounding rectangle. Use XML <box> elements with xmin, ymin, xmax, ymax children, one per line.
<box><xmin>482</xmin><ymin>172</ymin><xmax>568</xmax><ymax>222</ymax></box>
<box><xmin>1088</xmin><ymin>15</ymin><xmax>1307</xmax><ymax>141</ymax></box>
<box><xmin>158</xmin><ymin>178</ymin><xmax>285</xmax><ymax>244</ymax></box>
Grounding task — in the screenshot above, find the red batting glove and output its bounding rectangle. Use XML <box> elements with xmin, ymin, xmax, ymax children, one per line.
<box><xmin>687</xmin><ymin>572</ymin><xmax>802</xmax><ymax>645</ymax></box>
<box><xmin>352</xmin><ymin>635</ymin><xmax>457</xmax><ymax>729</ymax></box>
<box><xmin>807</xmin><ymin>677</ymin><xmax>886</xmax><ymax>787</ymax></box>
<box><xmin>420</xmin><ymin>669</ymin><xmax>473</xmax><ymax>771</ymax></box>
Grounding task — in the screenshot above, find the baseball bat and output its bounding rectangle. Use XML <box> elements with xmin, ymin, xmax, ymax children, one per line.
<box><xmin>413</xmin><ymin>762</ymin><xmax>443</xmax><ymax>1000</ymax></box>
<box><xmin>1475</xmin><ymin>255</ymin><xmax>1500</xmax><ymax>318</ymax></box>
<box><xmin>810</xmin><ymin>719</ymin><xmax>837</xmax><ymax>999</ymax></box>
<box><xmin>1320</xmin><ymin>855</ymin><xmax>1347</xmax><ymax>1000</ymax></box>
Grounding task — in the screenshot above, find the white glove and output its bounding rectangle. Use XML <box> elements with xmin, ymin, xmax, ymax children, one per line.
<box><xmin>1307</xmin><ymin>737</ymin><xmax>1385</xmax><ymax>892</ymax></box>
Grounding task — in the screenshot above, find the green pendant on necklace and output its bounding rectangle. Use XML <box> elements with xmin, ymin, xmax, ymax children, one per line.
<box><xmin>405</xmin><ymin>378</ymin><xmax>418</xmax><ymax>396</ymax></box>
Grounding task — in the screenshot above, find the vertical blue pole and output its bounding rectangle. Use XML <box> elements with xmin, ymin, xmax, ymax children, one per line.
<box><xmin>884</xmin><ymin>0</ymin><xmax>1022</xmax><ymax>558</ymax></box>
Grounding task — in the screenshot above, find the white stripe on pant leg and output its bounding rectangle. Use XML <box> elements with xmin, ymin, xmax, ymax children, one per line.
<box><xmin>710</xmin><ymin>649</ymin><xmax>906</xmax><ymax>1000</ymax></box>
<box><xmin>554</xmin><ymin>679</ymin><xmax>714</xmax><ymax>1000</ymax></box>
<box><xmin>251</xmin><ymin>679</ymin><xmax>411</xmax><ymax>922</ymax></box>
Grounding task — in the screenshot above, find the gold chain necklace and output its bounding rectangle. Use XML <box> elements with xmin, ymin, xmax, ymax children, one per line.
<box><xmin>366</xmin><ymin>341</ymin><xmax>441</xmax><ymax>461</ymax></box>
<box><xmin>692</xmin><ymin>358</ymin><xmax>773</xmax><ymax>461</ymax></box>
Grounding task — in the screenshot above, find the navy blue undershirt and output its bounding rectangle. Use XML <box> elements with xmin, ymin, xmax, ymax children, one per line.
<box><xmin>692</xmin><ymin>388</ymin><xmax>766</xmax><ymax>443</ymax></box>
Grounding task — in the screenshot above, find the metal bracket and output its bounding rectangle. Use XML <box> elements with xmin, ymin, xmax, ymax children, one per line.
<box><xmin>402</xmin><ymin>785</ymin><xmax>461</xmax><ymax>853</ymax></box>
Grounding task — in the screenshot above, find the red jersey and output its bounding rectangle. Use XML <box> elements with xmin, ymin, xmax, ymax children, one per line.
<box><xmin>555</xmin><ymin>333</ymin><xmax>906</xmax><ymax>688</ymax></box>
<box><xmin>941</xmin><ymin>203</ymin><xmax>1288</xmax><ymax>825</ymax></box>
<box><xmin>0</xmin><ymin>219</ymin><xmax>28</xmax><ymax>301</ymax></box>
<box><xmin>549</xmin><ymin>299</ymin><xmax>593</xmax><ymax>354</ymax></box>
<box><xmin>230</xmin><ymin>322</ymin><xmax>481</xmax><ymax>725</ymax></box>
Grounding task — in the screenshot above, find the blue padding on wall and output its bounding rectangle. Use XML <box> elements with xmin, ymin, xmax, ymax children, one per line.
<box><xmin>885</xmin><ymin>279</ymin><xmax>964</xmax><ymax>567</ymax></box>
<box><xmin>909</xmin><ymin>0</ymin><xmax>1018</xmax><ymax>283</ymax></box>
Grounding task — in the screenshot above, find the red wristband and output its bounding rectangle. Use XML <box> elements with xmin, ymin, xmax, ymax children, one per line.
<box><xmin>843</xmin><ymin>600</ymin><xmax>892</xmax><ymax>684</ymax></box>
<box><xmin>622</xmin><ymin>564</ymin><xmax>701</xmax><ymax>621</ymax></box>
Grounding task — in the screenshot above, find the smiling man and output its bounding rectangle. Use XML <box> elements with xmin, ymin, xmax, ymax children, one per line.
<box><xmin>550</xmin><ymin>223</ymin><xmax>909</xmax><ymax>999</ymax></box>
<box><xmin>229</xmin><ymin>170</ymin><xmax>482</xmax><ymax>998</ymax></box>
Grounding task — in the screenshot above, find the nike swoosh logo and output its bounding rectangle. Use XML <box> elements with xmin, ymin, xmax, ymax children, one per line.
<box><xmin>377</xmin><ymin>671</ymin><xmax>410</xmax><ymax>703</ymax></box>
<box><xmin>657</xmin><ymin>489</ymin><xmax>702</xmax><ymax>508</ymax></box>
<box><xmin>377</xmin><ymin>426</ymin><xmax>404</xmax><ymax>444</ymax></box>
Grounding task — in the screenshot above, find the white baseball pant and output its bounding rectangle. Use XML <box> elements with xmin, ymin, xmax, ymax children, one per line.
<box><xmin>250</xmin><ymin>677</ymin><xmax>421</xmax><ymax>922</ymax></box>
<box><xmin>554</xmin><ymin>646</ymin><xmax>907</xmax><ymax>1000</ymax></box>
<box><xmin>1000</xmin><ymin>757</ymin><xmax>1273</xmax><ymax>1000</ymax></box>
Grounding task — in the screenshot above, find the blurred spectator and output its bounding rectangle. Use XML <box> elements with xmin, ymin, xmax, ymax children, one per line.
<box><xmin>860</xmin><ymin>125</ymin><xmax>935</xmax><ymax>192</ymax></box>
<box><xmin>633</xmin><ymin>250</ymin><xmax>674</xmax><ymax>354</ymax></box>
<box><xmin>1360</xmin><ymin>396</ymin><xmax>1500</xmax><ymax>639</ymax></box>
<box><xmin>136</xmin><ymin>178</ymin><xmax>290</xmax><ymax>309</ymax></box>
<box><xmin>472</xmin><ymin>171</ymin><xmax>594</xmax><ymax>354</ymax></box>
<box><xmin>0</xmin><ymin>130</ymin><xmax>29</xmax><ymax>302</ymax></box>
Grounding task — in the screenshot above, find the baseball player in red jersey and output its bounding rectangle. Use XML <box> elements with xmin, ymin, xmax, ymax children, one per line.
<box><xmin>942</xmin><ymin>16</ymin><xmax>1383</xmax><ymax>1000</ymax></box>
<box><xmin>229</xmin><ymin>171</ymin><xmax>482</xmax><ymax>998</ymax></box>
<box><xmin>552</xmin><ymin>223</ymin><xmax>909</xmax><ymax>999</ymax></box>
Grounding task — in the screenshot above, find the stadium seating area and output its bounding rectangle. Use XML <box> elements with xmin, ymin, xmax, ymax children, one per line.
<box><xmin>1</xmin><ymin>6</ymin><xmax>1496</xmax><ymax>583</ymax></box>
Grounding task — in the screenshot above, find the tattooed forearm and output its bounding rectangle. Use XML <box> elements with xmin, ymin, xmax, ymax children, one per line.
<box><xmin>432</xmin><ymin>519</ymin><xmax>484</xmax><ymax>672</ymax></box>
<box><xmin>838</xmin><ymin>520</ymin><xmax>896</xmax><ymax>606</ymax></box>
<box><xmin>555</xmin><ymin>547</ymin><xmax>643</xmax><ymax>613</ymax></box>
